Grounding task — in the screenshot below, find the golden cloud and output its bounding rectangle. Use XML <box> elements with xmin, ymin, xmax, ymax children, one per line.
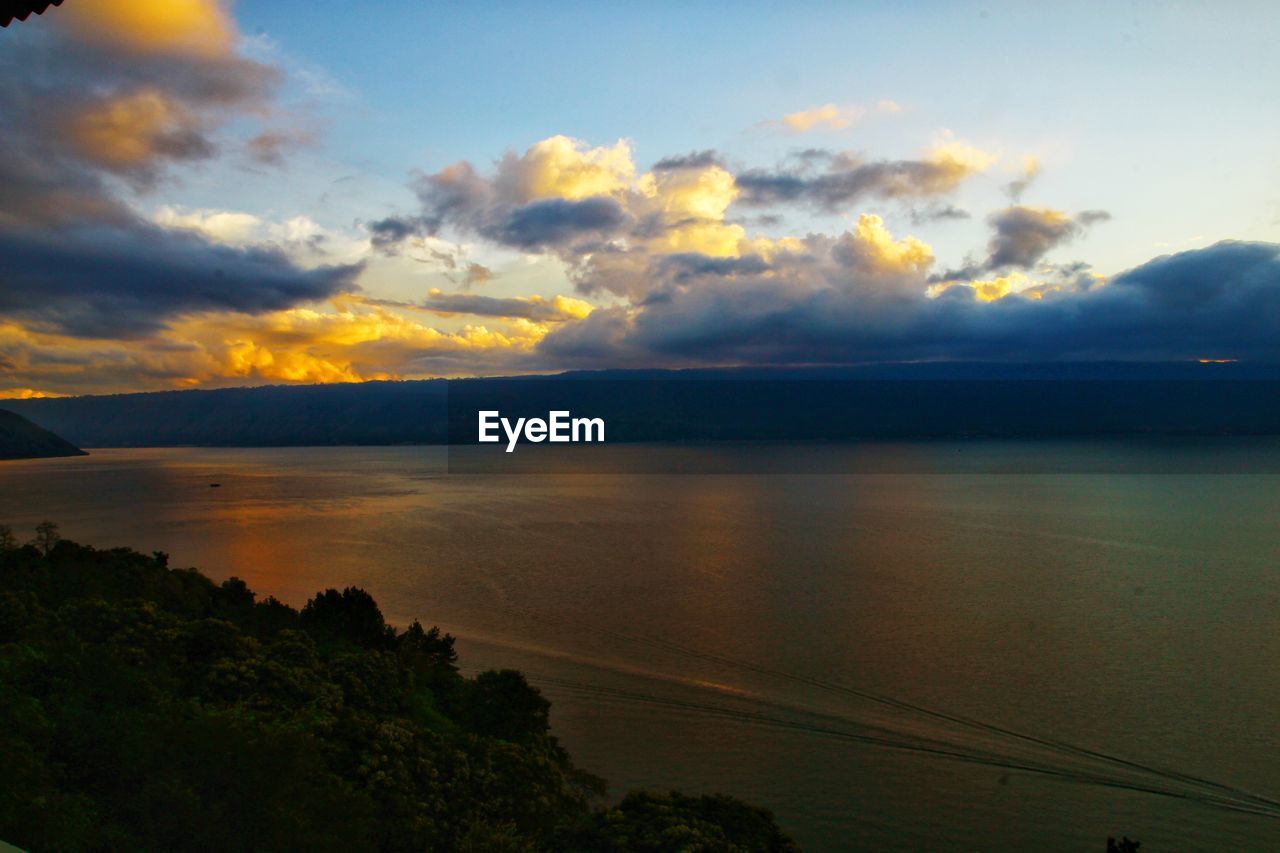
<box><xmin>838</xmin><ymin>214</ymin><xmax>934</xmax><ymax>278</ymax></box>
<box><xmin>57</xmin><ymin>0</ymin><xmax>237</xmax><ymax>58</ymax></box>
<box><xmin>637</xmin><ymin>163</ymin><xmax>745</xmax><ymax>257</ymax></box>
<box><xmin>0</xmin><ymin>388</ymin><xmax>68</xmax><ymax>400</ymax></box>
<box><xmin>783</xmin><ymin>104</ymin><xmax>862</xmax><ymax>132</ymax></box>
<box><xmin>499</xmin><ymin>135</ymin><xmax>636</xmax><ymax>202</ymax></box>
<box><xmin>0</xmin><ymin>295</ymin><xmax>577</xmax><ymax>394</ymax></box>
<box><xmin>770</xmin><ymin>100</ymin><xmax>902</xmax><ymax>133</ymax></box>
<box><xmin>66</xmin><ymin>89</ymin><xmax>208</xmax><ymax>171</ymax></box>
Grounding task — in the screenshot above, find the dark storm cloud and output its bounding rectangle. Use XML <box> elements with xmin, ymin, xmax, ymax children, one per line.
<box><xmin>538</xmin><ymin>241</ymin><xmax>1280</xmax><ymax>365</ymax></box>
<box><xmin>498</xmin><ymin>197</ymin><xmax>628</xmax><ymax>248</ymax></box>
<box><xmin>0</xmin><ymin>225</ymin><xmax>360</xmax><ymax>337</ymax></box>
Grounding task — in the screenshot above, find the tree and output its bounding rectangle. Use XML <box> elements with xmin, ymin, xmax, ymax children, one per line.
<box><xmin>299</xmin><ymin>586</ymin><xmax>395</xmax><ymax>649</ymax></box>
<box><xmin>0</xmin><ymin>524</ymin><xmax>15</xmax><ymax>551</ymax></box>
<box><xmin>462</xmin><ymin>669</ymin><xmax>551</xmax><ymax>743</ymax></box>
<box><xmin>31</xmin><ymin>521</ymin><xmax>58</xmax><ymax>556</ymax></box>
<box><xmin>399</xmin><ymin>620</ymin><xmax>458</xmax><ymax>671</ymax></box>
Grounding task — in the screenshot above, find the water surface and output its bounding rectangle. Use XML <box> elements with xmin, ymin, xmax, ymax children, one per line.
<box><xmin>4</xmin><ymin>444</ymin><xmax>1280</xmax><ymax>850</ymax></box>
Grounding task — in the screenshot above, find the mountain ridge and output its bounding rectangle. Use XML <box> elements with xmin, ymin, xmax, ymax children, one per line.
<box><xmin>0</xmin><ymin>408</ymin><xmax>86</xmax><ymax>460</ymax></box>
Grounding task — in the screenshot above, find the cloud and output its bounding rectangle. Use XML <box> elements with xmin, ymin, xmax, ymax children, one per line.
<box><xmin>832</xmin><ymin>214</ymin><xmax>934</xmax><ymax>279</ymax></box>
<box><xmin>65</xmin><ymin>88</ymin><xmax>215</xmax><ymax>172</ymax></box>
<box><xmin>763</xmin><ymin>100</ymin><xmax>902</xmax><ymax>134</ymax></box>
<box><xmin>0</xmin><ymin>8</ymin><xmax>359</xmax><ymax>344</ymax></box>
<box><xmin>735</xmin><ymin>136</ymin><xmax>994</xmax><ymax>211</ymax></box>
<box><xmin>460</xmin><ymin>263</ymin><xmax>493</xmax><ymax>290</ymax></box>
<box><xmin>0</xmin><ymin>224</ymin><xmax>361</xmax><ymax>337</ymax></box>
<box><xmin>154</xmin><ymin>206</ymin><xmax>263</xmax><ymax>244</ymax></box>
<box><xmin>1004</xmin><ymin>155</ymin><xmax>1041</xmax><ymax>202</ymax></box>
<box><xmin>932</xmin><ymin>206</ymin><xmax>1112</xmax><ymax>283</ymax></box>
<box><xmin>0</xmin><ymin>295</ymin><xmax>566</xmax><ymax>394</ymax></box>
<box><xmin>0</xmin><ymin>0</ymin><xmax>286</xmax><ymax>236</ymax></box>
<box><xmin>246</xmin><ymin>127</ymin><xmax>316</xmax><ymax>166</ymax></box>
<box><xmin>402</xmin><ymin>135</ymin><xmax>752</xmax><ymax>265</ymax></box>
<box><xmin>539</xmin><ymin>240</ymin><xmax>1280</xmax><ymax>366</ymax></box>
<box><xmin>500</xmin><ymin>196</ymin><xmax>629</xmax><ymax>248</ymax></box>
<box><xmin>415</xmin><ymin>290</ymin><xmax>592</xmax><ymax>322</ymax></box>
<box><xmin>403</xmin><ymin>136</ymin><xmax>638</xmax><ymax>250</ymax></box>
<box><xmin>652</xmin><ymin>150</ymin><xmax>725</xmax><ymax>171</ymax></box>
<box><xmin>986</xmin><ymin>206</ymin><xmax>1110</xmax><ymax>270</ymax></box>
<box><xmin>909</xmin><ymin>204</ymin><xmax>971</xmax><ymax>225</ymax></box>
<box><xmin>368</xmin><ymin>215</ymin><xmax>428</xmax><ymax>252</ymax></box>
<box><xmin>780</xmin><ymin>104</ymin><xmax>863</xmax><ymax>132</ymax></box>
<box><xmin>55</xmin><ymin>0</ymin><xmax>237</xmax><ymax>59</ymax></box>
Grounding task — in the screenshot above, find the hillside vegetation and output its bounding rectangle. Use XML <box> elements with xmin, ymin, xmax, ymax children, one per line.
<box><xmin>0</xmin><ymin>529</ymin><xmax>797</xmax><ymax>852</ymax></box>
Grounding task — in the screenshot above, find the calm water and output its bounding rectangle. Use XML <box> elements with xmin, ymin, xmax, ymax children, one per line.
<box><xmin>4</xmin><ymin>445</ymin><xmax>1280</xmax><ymax>851</ymax></box>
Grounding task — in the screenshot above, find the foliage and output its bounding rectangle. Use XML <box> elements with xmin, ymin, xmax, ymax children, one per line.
<box><xmin>0</xmin><ymin>534</ymin><xmax>798</xmax><ymax>852</ymax></box>
<box><xmin>555</xmin><ymin>791</ymin><xmax>801</xmax><ymax>852</ymax></box>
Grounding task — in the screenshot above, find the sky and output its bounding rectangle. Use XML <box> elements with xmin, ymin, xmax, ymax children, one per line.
<box><xmin>1</xmin><ymin>0</ymin><xmax>1278</xmax><ymax>396</ymax></box>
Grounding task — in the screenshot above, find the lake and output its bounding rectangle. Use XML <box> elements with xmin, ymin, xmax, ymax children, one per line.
<box><xmin>4</xmin><ymin>444</ymin><xmax>1280</xmax><ymax>850</ymax></box>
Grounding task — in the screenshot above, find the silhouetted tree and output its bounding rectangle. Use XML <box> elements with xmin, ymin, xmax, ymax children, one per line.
<box><xmin>31</xmin><ymin>520</ymin><xmax>58</xmax><ymax>555</ymax></box>
<box><xmin>1107</xmin><ymin>837</ymin><xmax>1141</xmax><ymax>853</ymax></box>
<box><xmin>462</xmin><ymin>669</ymin><xmax>551</xmax><ymax>743</ymax></box>
<box><xmin>0</xmin><ymin>524</ymin><xmax>15</xmax><ymax>550</ymax></box>
<box><xmin>300</xmin><ymin>586</ymin><xmax>395</xmax><ymax>649</ymax></box>
<box><xmin>399</xmin><ymin>619</ymin><xmax>457</xmax><ymax>669</ymax></box>
<box><xmin>219</xmin><ymin>576</ymin><xmax>255</xmax><ymax>608</ymax></box>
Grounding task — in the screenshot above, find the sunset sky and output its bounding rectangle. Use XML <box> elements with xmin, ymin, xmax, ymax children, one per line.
<box><xmin>2</xmin><ymin>0</ymin><xmax>1279</xmax><ymax>397</ymax></box>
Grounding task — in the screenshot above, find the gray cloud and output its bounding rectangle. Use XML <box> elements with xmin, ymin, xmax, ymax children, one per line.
<box><xmin>652</xmin><ymin>150</ymin><xmax>724</xmax><ymax>171</ymax></box>
<box><xmin>1003</xmin><ymin>159</ymin><xmax>1041</xmax><ymax>203</ymax></box>
<box><xmin>367</xmin><ymin>215</ymin><xmax>428</xmax><ymax>252</ymax></box>
<box><xmin>499</xmin><ymin>196</ymin><xmax>628</xmax><ymax>248</ymax></box>
<box><xmin>0</xmin><ymin>27</ymin><xmax>279</xmax><ymax>194</ymax></box>
<box><xmin>933</xmin><ymin>206</ymin><xmax>1112</xmax><ymax>282</ymax></box>
<box><xmin>987</xmin><ymin>206</ymin><xmax>1111</xmax><ymax>269</ymax></box>
<box><xmin>417</xmin><ymin>292</ymin><xmax>581</xmax><ymax>322</ymax></box>
<box><xmin>460</xmin><ymin>262</ymin><xmax>493</xmax><ymax>289</ymax></box>
<box><xmin>0</xmin><ymin>225</ymin><xmax>360</xmax><ymax>337</ymax></box>
<box><xmin>540</xmin><ymin>241</ymin><xmax>1280</xmax><ymax>366</ymax></box>
<box><xmin>735</xmin><ymin>154</ymin><xmax>980</xmax><ymax>211</ymax></box>
<box><xmin>0</xmin><ymin>24</ymin><xmax>355</xmax><ymax>339</ymax></box>
<box><xmin>910</xmin><ymin>204</ymin><xmax>970</xmax><ymax>225</ymax></box>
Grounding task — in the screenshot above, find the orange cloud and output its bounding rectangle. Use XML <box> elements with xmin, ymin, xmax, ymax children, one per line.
<box><xmin>67</xmin><ymin>89</ymin><xmax>208</xmax><ymax>171</ymax></box>
<box><xmin>57</xmin><ymin>0</ymin><xmax>237</xmax><ymax>58</ymax></box>
<box><xmin>0</xmin><ymin>388</ymin><xmax>68</xmax><ymax>399</ymax></box>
